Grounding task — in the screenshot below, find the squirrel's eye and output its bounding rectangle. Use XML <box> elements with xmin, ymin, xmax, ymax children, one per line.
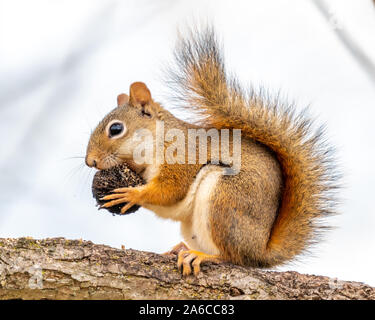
<box><xmin>107</xmin><ymin>121</ymin><xmax>125</xmax><ymax>138</ymax></box>
<box><xmin>109</xmin><ymin>123</ymin><xmax>123</xmax><ymax>136</ymax></box>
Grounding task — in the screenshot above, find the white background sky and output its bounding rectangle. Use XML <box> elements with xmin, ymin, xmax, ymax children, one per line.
<box><xmin>0</xmin><ymin>0</ymin><xmax>374</xmax><ymax>286</ymax></box>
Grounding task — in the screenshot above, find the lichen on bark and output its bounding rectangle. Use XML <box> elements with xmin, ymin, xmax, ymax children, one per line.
<box><xmin>0</xmin><ymin>237</ymin><xmax>374</xmax><ymax>300</ymax></box>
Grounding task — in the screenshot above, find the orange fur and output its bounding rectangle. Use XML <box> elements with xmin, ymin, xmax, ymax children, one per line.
<box><xmin>166</xmin><ymin>26</ymin><xmax>340</xmax><ymax>265</ymax></box>
<box><xmin>129</xmin><ymin>82</ymin><xmax>152</xmax><ymax>106</ymax></box>
<box><xmin>87</xmin><ymin>27</ymin><xmax>340</xmax><ymax>268</ymax></box>
<box><xmin>117</xmin><ymin>93</ymin><xmax>129</xmax><ymax>106</ymax></box>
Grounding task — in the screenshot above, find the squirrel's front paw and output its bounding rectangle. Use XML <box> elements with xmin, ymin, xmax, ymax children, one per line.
<box><xmin>100</xmin><ymin>186</ymin><xmax>145</xmax><ymax>214</ymax></box>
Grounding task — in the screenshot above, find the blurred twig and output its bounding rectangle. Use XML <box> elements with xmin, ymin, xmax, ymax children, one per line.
<box><xmin>312</xmin><ymin>0</ymin><xmax>375</xmax><ymax>85</ymax></box>
<box><xmin>0</xmin><ymin>1</ymin><xmax>179</xmax><ymax>222</ymax></box>
<box><xmin>0</xmin><ymin>3</ymin><xmax>118</xmax><ymax>205</ymax></box>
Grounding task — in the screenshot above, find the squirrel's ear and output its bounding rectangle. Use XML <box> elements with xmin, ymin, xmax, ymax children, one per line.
<box><xmin>129</xmin><ymin>82</ymin><xmax>152</xmax><ymax>106</ymax></box>
<box><xmin>117</xmin><ymin>93</ymin><xmax>129</xmax><ymax>107</ymax></box>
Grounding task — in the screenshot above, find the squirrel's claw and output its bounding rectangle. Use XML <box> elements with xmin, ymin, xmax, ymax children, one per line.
<box><xmin>177</xmin><ymin>250</ymin><xmax>221</xmax><ymax>276</ymax></box>
<box><xmin>178</xmin><ymin>251</ymin><xmax>195</xmax><ymax>276</ymax></box>
<box><xmin>100</xmin><ymin>186</ymin><xmax>144</xmax><ymax>210</ymax></box>
<box><xmin>120</xmin><ymin>202</ymin><xmax>136</xmax><ymax>214</ymax></box>
<box><xmin>100</xmin><ymin>196</ymin><xmax>130</xmax><ymax>208</ymax></box>
<box><xmin>113</xmin><ymin>187</ymin><xmax>135</xmax><ymax>193</ymax></box>
<box><xmin>162</xmin><ymin>242</ymin><xmax>190</xmax><ymax>256</ymax></box>
<box><xmin>100</xmin><ymin>198</ymin><xmax>136</xmax><ymax>214</ymax></box>
<box><xmin>100</xmin><ymin>193</ymin><xmax>127</xmax><ymax>201</ymax></box>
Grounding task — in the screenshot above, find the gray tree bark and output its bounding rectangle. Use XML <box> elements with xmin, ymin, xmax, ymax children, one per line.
<box><xmin>0</xmin><ymin>237</ymin><xmax>373</xmax><ymax>300</ymax></box>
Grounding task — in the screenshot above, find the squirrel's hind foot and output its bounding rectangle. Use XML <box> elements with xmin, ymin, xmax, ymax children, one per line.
<box><xmin>177</xmin><ymin>250</ymin><xmax>221</xmax><ymax>276</ymax></box>
<box><xmin>162</xmin><ymin>242</ymin><xmax>190</xmax><ymax>256</ymax></box>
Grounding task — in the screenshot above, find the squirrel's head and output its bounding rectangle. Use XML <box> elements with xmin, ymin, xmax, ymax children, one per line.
<box><xmin>85</xmin><ymin>82</ymin><xmax>162</xmax><ymax>171</ymax></box>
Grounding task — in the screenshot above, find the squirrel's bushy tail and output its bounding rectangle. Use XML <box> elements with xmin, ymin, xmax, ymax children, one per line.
<box><xmin>167</xmin><ymin>26</ymin><xmax>340</xmax><ymax>266</ymax></box>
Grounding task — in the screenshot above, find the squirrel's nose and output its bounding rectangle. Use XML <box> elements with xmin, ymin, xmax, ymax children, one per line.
<box><xmin>85</xmin><ymin>155</ymin><xmax>97</xmax><ymax>168</ymax></box>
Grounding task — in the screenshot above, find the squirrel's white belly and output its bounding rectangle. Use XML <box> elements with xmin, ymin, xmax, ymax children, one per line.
<box><xmin>180</xmin><ymin>168</ymin><xmax>222</xmax><ymax>255</ymax></box>
<box><xmin>144</xmin><ymin>165</ymin><xmax>223</xmax><ymax>255</ymax></box>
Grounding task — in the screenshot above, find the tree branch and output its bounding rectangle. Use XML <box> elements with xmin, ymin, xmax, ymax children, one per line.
<box><xmin>0</xmin><ymin>237</ymin><xmax>373</xmax><ymax>300</ymax></box>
